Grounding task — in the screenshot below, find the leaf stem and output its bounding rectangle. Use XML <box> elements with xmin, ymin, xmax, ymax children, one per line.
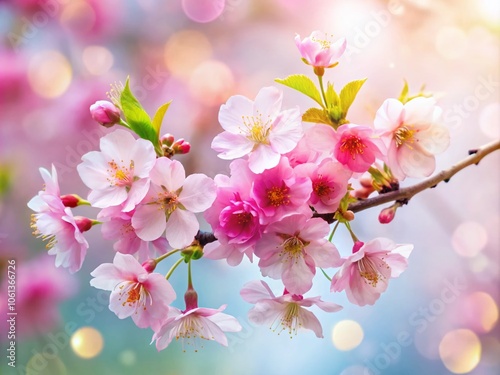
<box><xmin>165</xmin><ymin>257</ymin><xmax>183</xmax><ymax>280</ymax></box>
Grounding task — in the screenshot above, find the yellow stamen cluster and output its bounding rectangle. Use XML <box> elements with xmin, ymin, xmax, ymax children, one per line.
<box><xmin>267</xmin><ymin>186</ymin><xmax>290</xmax><ymax>207</ymax></box>
<box><xmin>313</xmin><ymin>176</ymin><xmax>332</xmax><ymax>197</ymax></box>
<box><xmin>30</xmin><ymin>214</ymin><xmax>56</xmax><ymax>250</ymax></box>
<box><xmin>107</xmin><ymin>159</ymin><xmax>135</xmax><ymax>188</ymax></box>
<box><xmin>340</xmin><ymin>136</ymin><xmax>366</xmax><ymax>159</ymax></box>
<box><xmin>270</xmin><ymin>302</ymin><xmax>302</xmax><ymax>338</ymax></box>
<box><xmin>357</xmin><ymin>256</ymin><xmax>389</xmax><ymax>287</ymax></box>
<box><xmin>394</xmin><ymin>126</ymin><xmax>416</xmax><ymax>148</ymax></box>
<box><xmin>241</xmin><ymin>112</ymin><xmax>272</xmax><ymax>144</ymax></box>
<box><xmin>117</xmin><ymin>281</ymin><xmax>152</xmax><ymax>312</ymax></box>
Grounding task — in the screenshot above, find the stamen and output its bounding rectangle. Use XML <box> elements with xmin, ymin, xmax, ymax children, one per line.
<box><xmin>394</xmin><ymin>126</ymin><xmax>416</xmax><ymax>148</ymax></box>
<box><xmin>241</xmin><ymin>111</ymin><xmax>272</xmax><ymax>144</ymax></box>
<box><xmin>339</xmin><ymin>135</ymin><xmax>366</xmax><ymax>159</ymax></box>
<box><xmin>266</xmin><ymin>185</ymin><xmax>290</xmax><ymax>207</ymax></box>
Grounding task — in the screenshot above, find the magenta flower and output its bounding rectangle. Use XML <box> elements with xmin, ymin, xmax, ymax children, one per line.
<box><xmin>132</xmin><ymin>157</ymin><xmax>216</xmax><ymax>249</ymax></box>
<box><xmin>240</xmin><ymin>280</ymin><xmax>342</xmax><ymax>338</ymax></box>
<box><xmin>255</xmin><ymin>214</ymin><xmax>341</xmax><ymax>295</ymax></box>
<box><xmin>0</xmin><ymin>256</ymin><xmax>77</xmax><ymax>339</ymax></box>
<box><xmin>204</xmin><ymin>159</ymin><xmax>263</xmax><ymax>266</ymax></box>
<box><xmin>77</xmin><ymin>129</ymin><xmax>156</xmax><ymax>212</ymax></box>
<box><xmin>295</xmin><ymin>31</ymin><xmax>347</xmax><ymax>70</ymax></box>
<box><xmin>295</xmin><ymin>158</ymin><xmax>352</xmax><ymax>213</ymax></box>
<box><xmin>374</xmin><ymin>97</ymin><xmax>450</xmax><ymax>180</ymax></box>
<box><xmin>251</xmin><ymin>157</ymin><xmax>312</xmax><ymax>224</ymax></box>
<box><xmin>98</xmin><ymin>206</ymin><xmax>170</xmax><ymax>262</ymax></box>
<box><xmin>332</xmin><ymin>123</ymin><xmax>385</xmax><ymax>173</ymax></box>
<box><xmin>212</xmin><ymin>86</ymin><xmax>303</xmax><ymax>174</ymax></box>
<box><xmin>90</xmin><ymin>253</ymin><xmax>176</xmax><ymax>331</ymax></box>
<box><xmin>331</xmin><ymin>239</ymin><xmax>413</xmax><ymax>306</ymax></box>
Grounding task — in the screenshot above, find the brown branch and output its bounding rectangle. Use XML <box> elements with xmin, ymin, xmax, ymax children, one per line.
<box><xmin>197</xmin><ymin>139</ymin><xmax>500</xmax><ymax>244</ymax></box>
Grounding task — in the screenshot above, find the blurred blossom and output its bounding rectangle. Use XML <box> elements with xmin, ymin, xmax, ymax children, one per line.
<box><xmin>181</xmin><ymin>0</ymin><xmax>225</xmax><ymax>23</ymax></box>
<box><xmin>27</xmin><ymin>50</ymin><xmax>72</xmax><ymax>99</ymax></box>
<box><xmin>0</xmin><ymin>255</ymin><xmax>77</xmax><ymax>340</ymax></box>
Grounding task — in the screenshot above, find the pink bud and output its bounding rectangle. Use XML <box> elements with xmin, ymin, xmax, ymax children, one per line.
<box><xmin>160</xmin><ymin>133</ymin><xmax>175</xmax><ymax>147</ymax></box>
<box><xmin>379</xmin><ymin>206</ymin><xmax>396</xmax><ymax>224</ymax></box>
<box><xmin>90</xmin><ymin>100</ymin><xmax>121</xmax><ymax>128</ymax></box>
<box><xmin>343</xmin><ymin>210</ymin><xmax>355</xmax><ymax>221</ymax></box>
<box><xmin>60</xmin><ymin>194</ymin><xmax>79</xmax><ymax>208</ymax></box>
<box><xmin>141</xmin><ymin>259</ymin><xmax>157</xmax><ymax>273</ymax></box>
<box><xmin>173</xmin><ymin>139</ymin><xmax>191</xmax><ymax>154</ymax></box>
<box><xmin>74</xmin><ymin>216</ymin><xmax>93</xmax><ymax>232</ymax></box>
<box><xmin>360</xmin><ymin>174</ymin><xmax>373</xmax><ymax>188</ymax></box>
<box><xmin>352</xmin><ymin>241</ymin><xmax>364</xmax><ymax>253</ymax></box>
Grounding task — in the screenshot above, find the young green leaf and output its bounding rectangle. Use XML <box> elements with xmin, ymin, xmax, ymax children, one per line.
<box><xmin>325</xmin><ymin>82</ymin><xmax>340</xmax><ymax>108</ymax></box>
<box><xmin>339</xmin><ymin>79</ymin><xmax>367</xmax><ymax>117</ymax></box>
<box><xmin>120</xmin><ymin>78</ymin><xmax>157</xmax><ymax>146</ymax></box>
<box><xmin>302</xmin><ymin>108</ymin><xmax>334</xmax><ymax>126</ymax></box>
<box><xmin>275</xmin><ymin>74</ymin><xmax>324</xmax><ymax>108</ymax></box>
<box><xmin>152</xmin><ymin>101</ymin><xmax>172</xmax><ymax>136</ymax></box>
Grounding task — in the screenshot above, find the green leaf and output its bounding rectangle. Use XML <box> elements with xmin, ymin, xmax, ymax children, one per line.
<box><xmin>325</xmin><ymin>82</ymin><xmax>340</xmax><ymax>108</ymax></box>
<box><xmin>275</xmin><ymin>74</ymin><xmax>324</xmax><ymax>108</ymax></box>
<box><xmin>152</xmin><ymin>101</ymin><xmax>172</xmax><ymax>136</ymax></box>
<box><xmin>120</xmin><ymin>78</ymin><xmax>157</xmax><ymax>146</ymax></box>
<box><xmin>339</xmin><ymin>79</ymin><xmax>367</xmax><ymax>117</ymax></box>
<box><xmin>302</xmin><ymin>108</ymin><xmax>334</xmax><ymax>126</ymax></box>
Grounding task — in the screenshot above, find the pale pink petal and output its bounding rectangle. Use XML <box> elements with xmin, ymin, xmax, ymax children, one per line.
<box><xmin>282</xmin><ymin>259</ymin><xmax>314</xmax><ymax>295</ymax></box>
<box><xmin>374</xmin><ymin>98</ymin><xmax>404</xmax><ymax>132</ymax></box>
<box><xmin>129</xmin><ymin>139</ymin><xmax>156</xmax><ymax>177</ymax></box>
<box><xmin>132</xmin><ymin>204</ymin><xmax>166</xmax><ymax>241</ymax></box>
<box><xmin>88</xmin><ymin>187</ymin><xmax>128</xmax><ymax>208</ymax></box>
<box><xmin>218</xmin><ymin>95</ymin><xmax>254</xmax><ymax>132</ymax></box>
<box><xmin>164</xmin><ymin>209</ymin><xmax>199</xmax><ymax>248</ymax></box>
<box><xmin>416</xmin><ymin>124</ymin><xmax>450</xmax><ymax>154</ymax></box>
<box><xmin>298</xmin><ymin>308</ymin><xmax>324</xmax><ymax>338</ymax></box>
<box><xmin>122</xmin><ymin>178</ymin><xmax>150</xmax><ymax>212</ymax></box>
<box><xmin>403</xmin><ymin>97</ymin><xmax>436</xmax><ymax>128</ymax></box>
<box><xmin>248</xmin><ymin>300</ymin><xmax>285</xmax><ymax>326</ymax></box>
<box><xmin>247</xmin><ymin>145</ymin><xmax>281</xmax><ymax>173</ymax></box>
<box><xmin>307</xmin><ymin>241</ymin><xmax>342</xmax><ymax>268</ymax></box>
<box><xmin>207</xmin><ymin>312</ymin><xmax>242</xmax><ymax>332</ymax></box>
<box><xmin>240</xmin><ymin>280</ymin><xmax>275</xmax><ymax>303</ymax></box>
<box><xmin>398</xmin><ymin>145</ymin><xmax>436</xmax><ymax>178</ymax></box>
<box><xmin>179</xmin><ymin>174</ymin><xmax>216</xmax><ymax>212</ymax></box>
<box><xmin>150</xmin><ymin>158</ymin><xmax>185</xmax><ymax>191</ymax></box>
<box><xmin>77</xmin><ymin>151</ymin><xmax>112</xmax><ymax>190</ymax></box>
<box><xmin>89</xmin><ymin>263</ymin><xmax>124</xmax><ymax>290</ymax></box>
<box><xmin>212</xmin><ymin>132</ymin><xmax>254</xmax><ymax>159</ymax></box>
<box><xmin>269</xmin><ymin>107</ymin><xmax>303</xmax><ymax>154</ymax></box>
<box><xmin>254</xmin><ymin>86</ymin><xmax>283</xmax><ymax>119</ymax></box>
<box><xmin>99</xmin><ymin>129</ymin><xmax>136</xmax><ymax>161</ymax></box>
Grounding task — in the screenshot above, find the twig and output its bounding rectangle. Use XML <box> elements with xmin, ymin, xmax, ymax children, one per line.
<box><xmin>196</xmin><ymin>139</ymin><xmax>500</xmax><ymax>243</ymax></box>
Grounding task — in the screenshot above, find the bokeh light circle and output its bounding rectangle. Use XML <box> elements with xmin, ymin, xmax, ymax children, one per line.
<box><xmin>439</xmin><ymin>329</ymin><xmax>481</xmax><ymax>374</ymax></box>
<box><xmin>164</xmin><ymin>30</ymin><xmax>212</xmax><ymax>80</ymax></box>
<box><xmin>82</xmin><ymin>46</ymin><xmax>114</xmax><ymax>75</ymax></box>
<box><xmin>28</xmin><ymin>50</ymin><xmax>72</xmax><ymax>98</ymax></box>
<box><xmin>479</xmin><ymin>103</ymin><xmax>500</xmax><ymax>140</ymax></box>
<box><xmin>332</xmin><ymin>320</ymin><xmax>364</xmax><ymax>351</ymax></box>
<box><xmin>451</xmin><ymin>221</ymin><xmax>488</xmax><ymax>258</ymax></box>
<box><xmin>189</xmin><ymin>60</ymin><xmax>234</xmax><ymax>106</ymax></box>
<box><xmin>70</xmin><ymin>327</ymin><xmax>104</xmax><ymax>359</ymax></box>
<box><xmin>182</xmin><ymin>0</ymin><xmax>225</xmax><ymax>23</ymax></box>
<box><xmin>462</xmin><ymin>292</ymin><xmax>498</xmax><ymax>333</ymax></box>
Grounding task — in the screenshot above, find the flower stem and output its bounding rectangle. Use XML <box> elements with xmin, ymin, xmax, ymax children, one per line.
<box><xmin>328</xmin><ymin>221</ymin><xmax>340</xmax><ymax>242</ymax></box>
<box><xmin>345</xmin><ymin>222</ymin><xmax>359</xmax><ymax>243</ymax></box>
<box><xmin>320</xmin><ymin>267</ymin><xmax>332</xmax><ymax>282</ymax></box>
<box><xmin>187</xmin><ymin>259</ymin><xmax>193</xmax><ymax>289</ymax></box>
<box><xmin>317</xmin><ymin>75</ymin><xmax>328</xmax><ymax>109</ymax></box>
<box><xmin>155</xmin><ymin>249</ymin><xmax>180</xmax><ymax>264</ymax></box>
<box><xmin>165</xmin><ymin>258</ymin><xmax>183</xmax><ymax>280</ymax></box>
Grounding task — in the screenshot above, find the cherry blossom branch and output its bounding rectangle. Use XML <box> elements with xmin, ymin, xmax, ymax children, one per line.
<box><xmin>196</xmin><ymin>139</ymin><xmax>500</xmax><ymax>245</ymax></box>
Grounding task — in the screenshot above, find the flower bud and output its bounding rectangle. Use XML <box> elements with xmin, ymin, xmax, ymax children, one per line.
<box><xmin>379</xmin><ymin>205</ymin><xmax>397</xmax><ymax>224</ymax></box>
<box><xmin>90</xmin><ymin>100</ymin><xmax>121</xmax><ymax>128</ymax></box>
<box><xmin>160</xmin><ymin>133</ymin><xmax>175</xmax><ymax>147</ymax></box>
<box><xmin>342</xmin><ymin>210</ymin><xmax>355</xmax><ymax>221</ymax></box>
<box><xmin>141</xmin><ymin>259</ymin><xmax>157</xmax><ymax>273</ymax></box>
<box><xmin>352</xmin><ymin>241</ymin><xmax>364</xmax><ymax>253</ymax></box>
<box><xmin>173</xmin><ymin>139</ymin><xmax>191</xmax><ymax>155</ymax></box>
<box><xmin>74</xmin><ymin>216</ymin><xmax>93</xmax><ymax>232</ymax></box>
<box><xmin>60</xmin><ymin>194</ymin><xmax>80</xmax><ymax>208</ymax></box>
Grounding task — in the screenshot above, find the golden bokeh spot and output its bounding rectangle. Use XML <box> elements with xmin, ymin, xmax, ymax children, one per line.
<box><xmin>70</xmin><ymin>327</ymin><xmax>104</xmax><ymax>359</ymax></box>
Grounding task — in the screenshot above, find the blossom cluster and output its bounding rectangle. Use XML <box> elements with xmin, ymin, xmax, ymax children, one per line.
<box><xmin>28</xmin><ymin>31</ymin><xmax>451</xmax><ymax>350</ymax></box>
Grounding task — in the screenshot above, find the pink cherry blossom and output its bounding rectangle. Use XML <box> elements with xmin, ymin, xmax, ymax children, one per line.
<box><xmin>295</xmin><ymin>31</ymin><xmax>347</xmax><ymax>69</ymax></box>
<box><xmin>90</xmin><ymin>253</ymin><xmax>176</xmax><ymax>331</ymax></box>
<box><xmin>98</xmin><ymin>206</ymin><xmax>170</xmax><ymax>262</ymax></box>
<box><xmin>294</xmin><ymin>158</ymin><xmax>352</xmax><ymax>213</ymax></box>
<box><xmin>29</xmin><ymin>195</ymin><xmax>91</xmax><ymax>274</ymax></box>
<box><xmin>374</xmin><ymin>97</ymin><xmax>450</xmax><ymax>180</ymax></box>
<box><xmin>0</xmin><ymin>255</ymin><xmax>77</xmax><ymax>339</ymax></box>
<box><xmin>27</xmin><ymin>165</ymin><xmax>61</xmax><ymax>213</ymax></box>
<box><xmin>90</xmin><ymin>100</ymin><xmax>121</xmax><ymax>127</ymax></box>
<box><xmin>255</xmin><ymin>214</ymin><xmax>341</xmax><ymax>295</ymax></box>
<box><xmin>212</xmin><ymin>86</ymin><xmax>303</xmax><ymax>173</ymax></box>
<box><xmin>204</xmin><ymin>159</ymin><xmax>263</xmax><ymax>266</ymax></box>
<box><xmin>152</xmin><ymin>304</ymin><xmax>242</xmax><ymax>351</ymax></box>
<box><xmin>331</xmin><ymin>238</ymin><xmax>413</xmax><ymax>306</ymax></box>
<box><xmin>132</xmin><ymin>157</ymin><xmax>216</xmax><ymax>249</ymax></box>
<box><xmin>251</xmin><ymin>156</ymin><xmax>312</xmax><ymax>223</ymax></box>
<box><xmin>332</xmin><ymin>123</ymin><xmax>385</xmax><ymax>173</ymax></box>
<box><xmin>286</xmin><ymin>123</ymin><xmax>338</xmax><ymax>167</ymax></box>
<box><xmin>240</xmin><ymin>280</ymin><xmax>342</xmax><ymax>338</ymax></box>
<box><xmin>77</xmin><ymin>129</ymin><xmax>156</xmax><ymax>212</ymax></box>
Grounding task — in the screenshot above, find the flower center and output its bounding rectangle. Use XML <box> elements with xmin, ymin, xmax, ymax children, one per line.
<box><xmin>313</xmin><ymin>176</ymin><xmax>332</xmax><ymax>197</ymax></box>
<box><xmin>279</xmin><ymin>233</ymin><xmax>310</xmax><ymax>262</ymax></box>
<box><xmin>126</xmin><ymin>285</ymin><xmax>141</xmax><ymax>304</ymax></box>
<box><xmin>117</xmin><ymin>282</ymin><xmax>152</xmax><ymax>311</ymax></box>
<box><xmin>357</xmin><ymin>256</ymin><xmax>387</xmax><ymax>287</ymax></box>
<box><xmin>339</xmin><ymin>135</ymin><xmax>366</xmax><ymax>159</ymax></box>
<box><xmin>271</xmin><ymin>302</ymin><xmax>301</xmax><ymax>338</ymax></box>
<box><xmin>394</xmin><ymin>126</ymin><xmax>415</xmax><ymax>148</ymax></box>
<box><xmin>156</xmin><ymin>189</ymin><xmax>179</xmax><ymax>217</ymax></box>
<box><xmin>266</xmin><ymin>185</ymin><xmax>290</xmax><ymax>207</ymax></box>
<box><xmin>107</xmin><ymin>160</ymin><xmax>135</xmax><ymax>188</ymax></box>
<box><xmin>174</xmin><ymin>315</ymin><xmax>214</xmax><ymax>352</ymax></box>
<box><xmin>241</xmin><ymin>113</ymin><xmax>272</xmax><ymax>144</ymax></box>
<box><xmin>237</xmin><ymin>212</ymin><xmax>252</xmax><ymax>226</ymax></box>
<box><xmin>312</xmin><ymin>35</ymin><xmax>332</xmax><ymax>49</ymax></box>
